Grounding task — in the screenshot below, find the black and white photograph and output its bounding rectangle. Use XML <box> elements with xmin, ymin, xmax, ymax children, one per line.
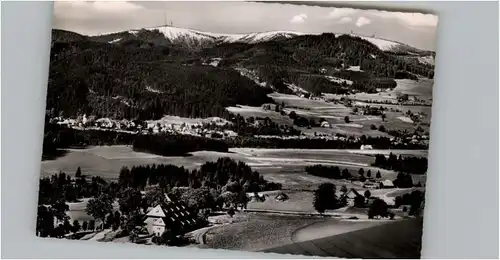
<box><xmin>37</xmin><ymin>1</ymin><xmax>437</xmax><ymax>258</ymax></box>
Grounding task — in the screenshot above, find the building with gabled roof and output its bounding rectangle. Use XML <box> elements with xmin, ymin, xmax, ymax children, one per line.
<box><xmin>380</xmin><ymin>180</ymin><xmax>395</xmax><ymax>189</ymax></box>
<box><xmin>143</xmin><ymin>195</ymin><xmax>200</xmax><ymax>236</ymax></box>
<box><xmin>339</xmin><ymin>189</ymin><xmax>362</xmax><ymax>202</ymax></box>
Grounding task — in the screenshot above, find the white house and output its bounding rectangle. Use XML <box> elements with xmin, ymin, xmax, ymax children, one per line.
<box><xmin>143</xmin><ymin>197</ymin><xmax>198</xmax><ymax>237</ymax></box>
<box><xmin>152</xmin><ymin>125</ymin><xmax>160</xmax><ymax>134</ymax></box>
<box><xmin>380</xmin><ymin>179</ymin><xmax>395</xmax><ymax>189</ymax></box>
<box><xmin>360</xmin><ymin>144</ymin><xmax>373</xmax><ymax>150</ymax></box>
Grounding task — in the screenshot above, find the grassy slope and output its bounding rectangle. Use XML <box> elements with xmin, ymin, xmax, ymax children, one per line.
<box><xmin>262</xmin><ymin>218</ymin><xmax>423</xmax><ymax>258</ymax></box>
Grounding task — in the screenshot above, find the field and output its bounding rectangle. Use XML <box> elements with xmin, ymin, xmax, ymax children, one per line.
<box><xmin>263</xmin><ymin>219</ymin><xmax>423</xmax><ymax>258</ymax></box>
<box><xmin>203</xmin><ymin>212</ymin><xmax>414</xmax><ymax>254</ymax></box>
<box><xmin>41</xmin><ymin>145</ymin><xmax>427</xmax><ymax>248</ymax></box>
<box><xmin>204</xmin><ymin>213</ymin><xmax>326</xmax><ymax>251</ymax></box>
<box><xmin>226</xmin><ymin>105</ymin><xmax>294</xmax><ymax>126</ymax></box>
<box><xmin>41</xmin><ymin>146</ymin><xmax>427</xmax><ymax>183</ymax></box>
<box><xmin>64</xmin><ymin>199</ymin><xmax>121</xmax><ymax>224</ymax></box>
<box><xmin>325</xmin><ymin>78</ymin><xmax>434</xmax><ymax>104</ymax></box>
<box><xmin>247</xmin><ymin>186</ymin><xmax>422</xmax><ymax>213</ymax></box>
<box><xmin>230</xmin><ymin>89</ymin><xmax>433</xmax><ymax>137</ymax></box>
<box><xmin>393</xmin><ymin>79</ymin><xmax>434</xmax><ymax>101</ymax></box>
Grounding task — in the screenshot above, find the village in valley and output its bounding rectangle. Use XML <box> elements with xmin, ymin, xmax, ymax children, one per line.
<box><xmin>37</xmin><ymin>2</ymin><xmax>435</xmax><ymax>258</ymax></box>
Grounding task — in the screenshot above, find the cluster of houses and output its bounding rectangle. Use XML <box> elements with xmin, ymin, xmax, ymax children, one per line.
<box><xmin>145</xmin><ymin>120</ymin><xmax>237</xmax><ymax>139</ymax></box>
<box><xmin>51</xmin><ymin>115</ymin><xmax>141</xmax><ymax>132</ymax></box>
<box><xmin>348</xmin><ymin>176</ymin><xmax>395</xmax><ymax>190</ymax></box>
<box><xmin>340</xmin><ymin>188</ymin><xmax>395</xmax><ymax>208</ymax></box>
<box><xmin>50</xmin><ymin>115</ymin><xmax>238</xmax><ymax>139</ymax></box>
<box><xmin>391</xmin><ymin>134</ymin><xmax>430</xmax><ymax>147</ymax></box>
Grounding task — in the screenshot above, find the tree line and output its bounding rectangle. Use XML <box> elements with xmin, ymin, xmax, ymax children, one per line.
<box><xmin>226</xmin><ymin>135</ymin><xmax>428</xmax><ymax>150</ymax></box>
<box><xmin>372</xmin><ymin>153</ymin><xmax>428</xmax><ymax>175</ymax></box>
<box><xmin>305</xmin><ymin>165</ymin><xmax>382</xmax><ymax>181</ymax></box>
<box><xmin>132</xmin><ymin>134</ymin><xmax>229</xmax><ymax>156</ymax></box>
<box><xmin>118</xmin><ymin>157</ymin><xmax>281</xmax><ymax>193</ymax></box>
<box><xmin>38</xmin><ymin>158</ymin><xmax>280</xmax><ymax>208</ymax></box>
<box><xmin>394</xmin><ymin>190</ymin><xmax>425</xmax><ymax>216</ymax></box>
<box><xmin>42</xmin><ymin>122</ymin><xmax>429</xmax><ymax>160</ymax></box>
<box><xmin>227</xmin><ymin>114</ymin><xmax>301</xmax><ymax>137</ymax></box>
<box><xmin>312</xmin><ymin>181</ymin><xmax>424</xmax><ymax>219</ymax></box>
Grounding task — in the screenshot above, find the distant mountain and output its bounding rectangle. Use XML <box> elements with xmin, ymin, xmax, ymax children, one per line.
<box><xmin>51</xmin><ymin>29</ymin><xmax>88</xmax><ymax>43</ymax></box>
<box><xmin>77</xmin><ymin>26</ymin><xmax>433</xmax><ymax>56</ymax></box>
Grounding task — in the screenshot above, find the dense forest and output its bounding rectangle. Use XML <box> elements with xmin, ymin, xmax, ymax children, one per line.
<box><xmin>38</xmin><ymin>171</ymin><xmax>111</xmax><ymax>205</ymax></box>
<box><xmin>38</xmin><ymin>157</ymin><xmax>280</xmax><ymax>207</ymax></box>
<box><xmin>372</xmin><ymin>153</ymin><xmax>428</xmax><ymax>175</ymax></box>
<box><xmin>48</xmin><ymin>39</ymin><xmax>273</xmax><ymax>120</ymax></box>
<box><xmin>210</xmin><ymin>33</ymin><xmax>433</xmax><ymax>94</ymax></box>
<box><xmin>118</xmin><ymin>157</ymin><xmax>281</xmax><ymax>192</ymax></box>
<box><xmin>47</xmin><ymin>29</ymin><xmax>435</xmax><ymax>122</ymax></box>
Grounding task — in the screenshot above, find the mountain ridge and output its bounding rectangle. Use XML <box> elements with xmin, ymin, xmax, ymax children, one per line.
<box><xmin>53</xmin><ymin>26</ymin><xmax>434</xmax><ymax>56</ymax></box>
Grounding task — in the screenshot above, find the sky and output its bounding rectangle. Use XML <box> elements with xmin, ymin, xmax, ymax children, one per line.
<box><xmin>52</xmin><ymin>1</ymin><xmax>438</xmax><ymax>51</ymax></box>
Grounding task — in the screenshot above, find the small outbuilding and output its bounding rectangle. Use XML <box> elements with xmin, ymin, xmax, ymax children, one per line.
<box><xmin>380</xmin><ymin>180</ymin><xmax>395</xmax><ymax>189</ymax></box>
<box><xmin>275</xmin><ymin>192</ymin><xmax>289</xmax><ymax>202</ymax></box>
<box><xmin>360</xmin><ymin>145</ymin><xmax>373</xmax><ymax>150</ymax></box>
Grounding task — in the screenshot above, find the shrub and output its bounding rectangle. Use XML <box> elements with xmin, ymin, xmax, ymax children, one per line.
<box><xmin>368</xmin><ymin>199</ymin><xmax>389</xmax><ymax>219</ymax></box>
<box><xmin>354</xmin><ymin>195</ymin><xmax>366</xmax><ymax>208</ymax></box>
<box><xmin>364</xmin><ymin>190</ymin><xmax>371</xmax><ymax>199</ymax></box>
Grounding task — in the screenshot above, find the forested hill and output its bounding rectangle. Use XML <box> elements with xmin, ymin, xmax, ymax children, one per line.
<box><xmin>47</xmin><ymin>28</ymin><xmax>434</xmax><ymax>120</ymax></box>
<box><xmin>205</xmin><ymin>33</ymin><xmax>434</xmax><ymax>87</ymax></box>
<box><xmin>47</xmin><ymin>39</ymin><xmax>273</xmax><ymax>120</ymax></box>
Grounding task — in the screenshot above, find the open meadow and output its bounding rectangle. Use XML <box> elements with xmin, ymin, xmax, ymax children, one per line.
<box><xmin>263</xmin><ymin>219</ymin><xmax>423</xmax><ymax>258</ymax></box>
<box><xmin>228</xmin><ymin>88</ymin><xmax>432</xmax><ymax>137</ymax></box>
<box><xmin>43</xmin><ymin>145</ymin><xmax>427</xmax><ymax>223</ymax></box>
<box><xmin>204</xmin><ymin>213</ymin><xmax>326</xmax><ymax>251</ymax></box>
<box><xmin>41</xmin><ymin>146</ymin><xmax>427</xmax><ymax>183</ymax></box>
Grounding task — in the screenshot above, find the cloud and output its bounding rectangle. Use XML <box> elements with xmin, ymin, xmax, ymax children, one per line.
<box><xmin>356</xmin><ymin>16</ymin><xmax>371</xmax><ymax>27</ymax></box>
<box><xmin>290</xmin><ymin>13</ymin><xmax>307</xmax><ymax>24</ymax></box>
<box><xmin>337</xmin><ymin>17</ymin><xmax>353</xmax><ymax>24</ymax></box>
<box><xmin>370</xmin><ymin>11</ymin><xmax>438</xmax><ymax>27</ymax></box>
<box><xmin>327</xmin><ymin>8</ymin><xmax>356</xmax><ymax>19</ymax></box>
<box><xmin>54</xmin><ymin>1</ymin><xmax>145</xmax><ymax>20</ymax></box>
